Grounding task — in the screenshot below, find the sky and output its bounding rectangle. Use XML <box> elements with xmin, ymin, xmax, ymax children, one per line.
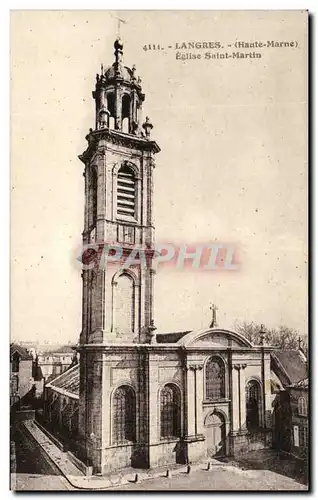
<box><xmin>10</xmin><ymin>10</ymin><xmax>308</xmax><ymax>344</ymax></box>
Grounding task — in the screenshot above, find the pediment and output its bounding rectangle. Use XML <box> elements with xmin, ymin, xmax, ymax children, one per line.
<box><xmin>196</xmin><ymin>333</ymin><xmax>242</xmax><ymax>347</ymax></box>
<box><xmin>177</xmin><ymin>328</ymin><xmax>253</xmax><ymax>348</ymax></box>
<box><xmin>196</xmin><ymin>334</ymin><xmax>229</xmax><ymax>346</ymax></box>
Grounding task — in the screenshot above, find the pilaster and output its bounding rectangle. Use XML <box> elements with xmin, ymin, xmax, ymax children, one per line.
<box><xmin>184</xmin><ymin>361</ymin><xmax>205</xmax><ymax>463</ymax></box>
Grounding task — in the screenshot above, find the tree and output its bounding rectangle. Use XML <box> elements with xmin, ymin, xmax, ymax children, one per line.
<box><xmin>233</xmin><ymin>321</ymin><xmax>307</xmax><ymax>352</ymax></box>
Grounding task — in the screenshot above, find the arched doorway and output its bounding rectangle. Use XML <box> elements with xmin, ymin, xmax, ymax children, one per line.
<box><xmin>205</xmin><ymin>412</ymin><xmax>226</xmax><ymax>458</ymax></box>
<box><xmin>246</xmin><ymin>380</ymin><xmax>262</xmax><ymax>430</ymax></box>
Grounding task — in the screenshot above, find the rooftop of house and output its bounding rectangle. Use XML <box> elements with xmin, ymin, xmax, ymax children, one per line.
<box><xmin>156</xmin><ymin>331</ymin><xmax>191</xmax><ymax>343</ymax></box>
<box><xmin>41</xmin><ymin>344</ymin><xmax>76</xmax><ymax>356</ymax></box>
<box><xmin>10</xmin><ymin>343</ymin><xmax>33</xmax><ymax>361</ymax></box>
<box><xmin>271</xmin><ymin>349</ymin><xmax>307</xmax><ymax>386</ymax></box>
<box><xmin>46</xmin><ymin>364</ymin><xmax>79</xmax><ymax>398</ymax></box>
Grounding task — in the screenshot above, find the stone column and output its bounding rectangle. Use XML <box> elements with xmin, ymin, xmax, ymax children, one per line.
<box><xmin>185</xmin><ymin>363</ymin><xmax>205</xmax><ymax>463</ymax></box>
<box><xmin>233</xmin><ymin>364</ymin><xmax>247</xmax><ymax>431</ymax></box>
<box><xmin>80</xmin><ymin>270</ymin><xmax>89</xmax><ymax>344</ymax></box>
<box><xmin>231</xmin><ymin>363</ymin><xmax>248</xmax><ymax>456</ymax></box>
<box><xmin>83</xmin><ymin>167</ymin><xmax>89</xmax><ymax>233</ymax></box>
<box><xmin>115</xmin><ymin>84</ymin><xmax>122</xmax><ymax>130</ymax></box>
<box><xmin>231</xmin><ymin>365</ymin><xmax>240</xmax><ymax>432</ymax></box>
<box><xmin>186</xmin><ymin>366</ymin><xmax>196</xmax><ymax>437</ymax></box>
<box><xmin>96</xmin><ymin>151</ymin><xmax>106</xmax><ymax>242</ymax></box>
<box><xmin>147</xmin><ymin>353</ymin><xmax>159</xmax><ymax>468</ymax></box>
<box><xmin>196</xmin><ymin>365</ymin><xmax>205</xmax><ymax>436</ymax></box>
<box><xmin>263</xmin><ymin>352</ymin><xmax>272</xmax><ymax>428</ymax></box>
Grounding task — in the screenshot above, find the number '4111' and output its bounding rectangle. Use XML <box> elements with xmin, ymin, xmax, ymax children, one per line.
<box><xmin>143</xmin><ymin>44</ymin><xmax>162</xmax><ymax>51</ymax></box>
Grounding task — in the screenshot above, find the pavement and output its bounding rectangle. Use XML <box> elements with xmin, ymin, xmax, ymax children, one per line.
<box><xmin>11</xmin><ymin>423</ymin><xmax>73</xmax><ymax>491</ymax></box>
<box><xmin>221</xmin><ymin>448</ymin><xmax>308</xmax><ymax>485</ymax></box>
<box><xmin>15</xmin><ymin>420</ymin><xmax>307</xmax><ymax>491</ymax></box>
<box><xmin>111</xmin><ymin>467</ymin><xmax>307</xmax><ymax>491</ymax></box>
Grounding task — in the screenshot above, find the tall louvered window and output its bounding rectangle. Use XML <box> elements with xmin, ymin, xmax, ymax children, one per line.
<box><xmin>117</xmin><ymin>165</ymin><xmax>136</xmax><ymax>218</ymax></box>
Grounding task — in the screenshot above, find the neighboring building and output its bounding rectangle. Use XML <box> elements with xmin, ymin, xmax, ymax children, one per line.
<box><xmin>271</xmin><ymin>349</ymin><xmax>307</xmax><ymax>388</ymax></box>
<box><xmin>32</xmin><ymin>355</ymin><xmax>45</xmax><ymax>399</ymax></box>
<box><xmin>271</xmin><ymin>351</ymin><xmax>308</xmax><ymax>455</ymax></box>
<box><xmin>18</xmin><ymin>340</ymin><xmax>39</xmax><ymax>360</ymax></box>
<box><xmin>288</xmin><ymin>377</ymin><xmax>308</xmax><ymax>459</ymax></box>
<box><xmin>43</xmin><ymin>365</ymin><xmax>79</xmax><ymax>440</ymax></box>
<box><xmin>44</xmin><ymin>38</ymin><xmax>308</xmax><ymax>475</ymax></box>
<box><xmin>38</xmin><ymin>345</ymin><xmax>74</xmax><ymax>379</ymax></box>
<box><xmin>10</xmin><ymin>344</ymin><xmax>34</xmax><ymax>406</ymax></box>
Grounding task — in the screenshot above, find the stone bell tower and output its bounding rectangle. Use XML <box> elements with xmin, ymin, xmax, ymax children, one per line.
<box><xmin>77</xmin><ymin>39</ymin><xmax>160</xmax><ymax>471</ymax></box>
<box><xmin>79</xmin><ymin>38</ymin><xmax>160</xmax><ymax>346</ymax></box>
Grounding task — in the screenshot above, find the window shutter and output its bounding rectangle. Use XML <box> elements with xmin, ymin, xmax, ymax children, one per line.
<box><xmin>117</xmin><ymin>166</ymin><xmax>136</xmax><ymax>217</ymax></box>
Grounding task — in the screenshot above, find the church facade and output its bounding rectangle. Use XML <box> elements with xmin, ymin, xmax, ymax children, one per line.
<box><xmin>43</xmin><ymin>39</ymin><xmax>304</xmax><ymax>475</ymax></box>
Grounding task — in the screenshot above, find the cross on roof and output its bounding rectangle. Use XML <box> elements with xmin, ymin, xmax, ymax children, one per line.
<box><xmin>111</xmin><ymin>13</ymin><xmax>127</xmax><ymax>38</ymax></box>
<box><xmin>209</xmin><ymin>303</ymin><xmax>218</xmax><ymax>328</ymax></box>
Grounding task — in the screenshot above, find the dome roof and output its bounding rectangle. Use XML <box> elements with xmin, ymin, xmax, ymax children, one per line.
<box><xmin>104</xmin><ymin>63</ymin><xmax>132</xmax><ymax>82</ymax></box>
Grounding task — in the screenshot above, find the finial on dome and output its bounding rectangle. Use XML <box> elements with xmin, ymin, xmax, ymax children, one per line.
<box><xmin>114</xmin><ymin>37</ymin><xmax>124</xmax><ymax>64</ymax></box>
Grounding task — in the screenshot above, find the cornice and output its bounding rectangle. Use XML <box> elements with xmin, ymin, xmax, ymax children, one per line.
<box><xmin>79</xmin><ymin>129</ymin><xmax>160</xmax><ymax>164</ymax></box>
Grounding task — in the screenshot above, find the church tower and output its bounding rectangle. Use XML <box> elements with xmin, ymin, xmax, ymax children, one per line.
<box><xmin>79</xmin><ymin>38</ymin><xmax>160</xmax><ymax>346</ymax></box>
<box><xmin>77</xmin><ymin>39</ymin><xmax>160</xmax><ymax>472</ymax></box>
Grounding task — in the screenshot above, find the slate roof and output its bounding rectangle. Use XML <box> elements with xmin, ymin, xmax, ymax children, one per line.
<box><xmin>42</xmin><ymin>344</ymin><xmax>75</xmax><ymax>355</ymax></box>
<box><xmin>271</xmin><ymin>349</ymin><xmax>307</xmax><ymax>385</ymax></box>
<box><xmin>46</xmin><ymin>364</ymin><xmax>79</xmax><ymax>398</ymax></box>
<box><xmin>156</xmin><ymin>331</ymin><xmax>191</xmax><ymax>343</ymax></box>
<box><xmin>10</xmin><ymin>343</ymin><xmax>33</xmax><ymax>361</ymax></box>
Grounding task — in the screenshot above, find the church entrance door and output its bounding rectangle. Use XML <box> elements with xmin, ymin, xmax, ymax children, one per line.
<box><xmin>205</xmin><ymin>412</ymin><xmax>226</xmax><ymax>458</ymax></box>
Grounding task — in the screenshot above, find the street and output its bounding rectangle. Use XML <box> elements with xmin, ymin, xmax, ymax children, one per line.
<box><xmin>112</xmin><ymin>467</ymin><xmax>307</xmax><ymax>491</ymax></box>
<box><xmin>11</xmin><ymin>423</ymin><xmax>73</xmax><ymax>491</ymax></box>
<box><xmin>10</xmin><ymin>423</ymin><xmax>307</xmax><ymax>492</ymax></box>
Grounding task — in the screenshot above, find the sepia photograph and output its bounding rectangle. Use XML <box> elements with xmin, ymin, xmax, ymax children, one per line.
<box><xmin>10</xmin><ymin>10</ymin><xmax>308</xmax><ymax>491</ymax></box>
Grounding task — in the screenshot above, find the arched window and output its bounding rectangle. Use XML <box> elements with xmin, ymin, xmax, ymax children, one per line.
<box><xmin>246</xmin><ymin>380</ymin><xmax>261</xmax><ymax>429</ymax></box>
<box><xmin>51</xmin><ymin>397</ymin><xmax>60</xmax><ymax>427</ymax></box>
<box><xmin>107</xmin><ymin>93</ymin><xmax>115</xmax><ymax>130</ymax></box>
<box><xmin>205</xmin><ymin>357</ymin><xmax>226</xmax><ymax>400</ymax></box>
<box><xmin>70</xmin><ymin>402</ymin><xmax>79</xmax><ymax>437</ymax></box>
<box><xmin>117</xmin><ymin>165</ymin><xmax>136</xmax><ymax>218</ymax></box>
<box><xmin>160</xmin><ymin>384</ymin><xmax>181</xmax><ymax>439</ymax></box>
<box><xmin>122</xmin><ymin>94</ymin><xmax>131</xmax><ymax>133</ymax></box>
<box><xmin>112</xmin><ymin>385</ymin><xmax>136</xmax><ymax>444</ymax></box>
<box><xmin>298</xmin><ymin>396</ymin><xmax>307</xmax><ymax>416</ymax></box>
<box><xmin>113</xmin><ymin>273</ymin><xmax>135</xmax><ymax>335</ymax></box>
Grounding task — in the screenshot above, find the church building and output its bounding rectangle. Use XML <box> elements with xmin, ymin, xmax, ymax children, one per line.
<box><xmin>43</xmin><ymin>39</ymin><xmax>307</xmax><ymax>475</ymax></box>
